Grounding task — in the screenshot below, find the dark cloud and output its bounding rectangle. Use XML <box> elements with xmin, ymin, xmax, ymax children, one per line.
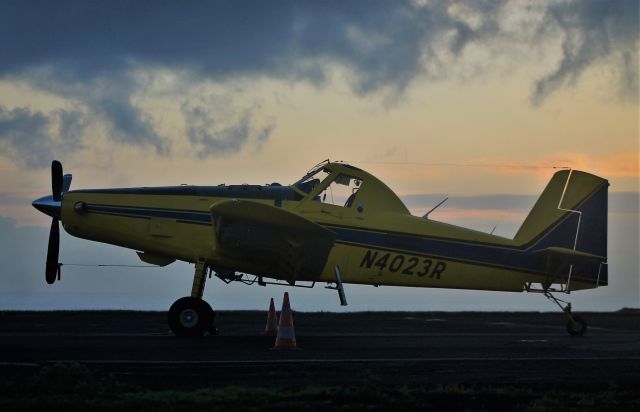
<box><xmin>56</xmin><ymin>109</ymin><xmax>88</xmax><ymax>145</ymax></box>
<box><xmin>0</xmin><ymin>106</ymin><xmax>88</xmax><ymax>167</ymax></box>
<box><xmin>23</xmin><ymin>72</ymin><xmax>169</xmax><ymax>155</ymax></box>
<box><xmin>93</xmin><ymin>94</ymin><xmax>166</xmax><ymax>153</ymax></box>
<box><xmin>1</xmin><ymin>0</ymin><xmax>635</xmax><ymax>96</ymax></box>
<box><xmin>0</xmin><ymin>102</ymin><xmax>162</xmax><ymax>166</ymax></box>
<box><xmin>0</xmin><ymin>0</ymin><xmax>636</xmax><ymax>167</ymax></box>
<box><xmin>0</xmin><ymin>106</ymin><xmax>52</xmax><ymax>166</ymax></box>
<box><xmin>532</xmin><ymin>0</ymin><xmax>639</xmax><ymax>105</ymax></box>
<box><xmin>0</xmin><ymin>1</ymin><xmax>291</xmax><ymax>79</ymax></box>
<box><xmin>181</xmin><ymin>103</ymin><xmax>274</xmax><ymax>157</ymax></box>
<box><xmin>0</xmin><ymin>1</ymin><xmax>476</xmax><ymax>95</ymax></box>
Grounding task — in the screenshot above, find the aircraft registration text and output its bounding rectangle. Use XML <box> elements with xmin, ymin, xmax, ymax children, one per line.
<box><xmin>359</xmin><ymin>250</ymin><xmax>446</xmax><ymax>278</ymax></box>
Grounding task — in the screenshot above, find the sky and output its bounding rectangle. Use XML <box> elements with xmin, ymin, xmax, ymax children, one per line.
<box><xmin>0</xmin><ymin>0</ymin><xmax>638</xmax><ymax>312</ymax></box>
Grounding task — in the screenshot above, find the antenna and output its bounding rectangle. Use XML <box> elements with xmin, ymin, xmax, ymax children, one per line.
<box><xmin>489</xmin><ymin>213</ymin><xmax>505</xmax><ymax>235</ymax></box>
<box><xmin>422</xmin><ymin>197</ymin><xmax>448</xmax><ymax>219</ymax></box>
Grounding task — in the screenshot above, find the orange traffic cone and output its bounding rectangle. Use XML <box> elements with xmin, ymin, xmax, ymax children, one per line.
<box><xmin>271</xmin><ymin>292</ymin><xmax>299</xmax><ymax>350</ymax></box>
<box><xmin>264</xmin><ymin>297</ymin><xmax>278</xmax><ymax>335</ymax></box>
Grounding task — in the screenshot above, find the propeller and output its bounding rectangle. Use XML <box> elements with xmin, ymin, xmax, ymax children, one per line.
<box><xmin>46</xmin><ymin>160</ymin><xmax>64</xmax><ymax>284</ymax></box>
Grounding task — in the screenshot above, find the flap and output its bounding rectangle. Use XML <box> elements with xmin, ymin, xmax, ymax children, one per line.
<box><xmin>210</xmin><ymin>199</ymin><xmax>335</xmax><ymax>279</ymax></box>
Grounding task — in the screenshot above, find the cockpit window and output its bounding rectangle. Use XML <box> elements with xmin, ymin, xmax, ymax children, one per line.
<box><xmin>293</xmin><ymin>167</ymin><xmax>331</xmax><ymax>194</ymax></box>
<box><xmin>293</xmin><ymin>164</ymin><xmax>363</xmax><ymax>208</ymax></box>
<box><xmin>318</xmin><ymin>174</ymin><xmax>361</xmax><ymax>207</ymax></box>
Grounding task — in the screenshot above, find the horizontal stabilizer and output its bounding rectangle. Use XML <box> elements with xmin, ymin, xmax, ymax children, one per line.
<box><xmin>533</xmin><ymin>246</ymin><xmax>607</xmax><ymax>287</ymax></box>
<box><xmin>533</xmin><ymin>247</ymin><xmax>605</xmax><ymax>264</ymax></box>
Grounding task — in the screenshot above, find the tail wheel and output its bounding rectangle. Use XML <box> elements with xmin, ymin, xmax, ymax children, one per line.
<box><xmin>168</xmin><ymin>297</ymin><xmax>214</xmax><ymax>337</ymax></box>
<box><xmin>566</xmin><ymin>316</ymin><xmax>587</xmax><ymax>336</ymax></box>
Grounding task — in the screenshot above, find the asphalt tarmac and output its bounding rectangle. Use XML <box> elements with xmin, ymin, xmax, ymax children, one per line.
<box><xmin>0</xmin><ymin>310</ymin><xmax>638</xmax><ymax>389</ymax></box>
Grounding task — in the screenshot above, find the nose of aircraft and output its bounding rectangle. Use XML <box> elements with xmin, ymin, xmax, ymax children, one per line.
<box><xmin>32</xmin><ymin>195</ymin><xmax>61</xmax><ymax>219</ymax></box>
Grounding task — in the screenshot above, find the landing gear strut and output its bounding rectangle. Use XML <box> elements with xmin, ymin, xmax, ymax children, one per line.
<box><xmin>544</xmin><ymin>291</ymin><xmax>587</xmax><ymax>336</ymax></box>
<box><xmin>168</xmin><ymin>260</ymin><xmax>217</xmax><ymax>337</ymax></box>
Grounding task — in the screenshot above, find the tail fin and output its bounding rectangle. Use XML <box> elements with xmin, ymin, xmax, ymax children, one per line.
<box><xmin>515</xmin><ymin>170</ymin><xmax>608</xmax><ymax>287</ymax></box>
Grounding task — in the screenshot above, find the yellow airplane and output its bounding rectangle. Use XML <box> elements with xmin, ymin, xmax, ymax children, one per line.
<box><xmin>33</xmin><ymin>160</ymin><xmax>608</xmax><ymax>337</ymax></box>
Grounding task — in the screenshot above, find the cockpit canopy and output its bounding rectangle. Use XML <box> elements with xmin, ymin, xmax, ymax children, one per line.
<box><xmin>292</xmin><ymin>161</ymin><xmax>410</xmax><ymax>214</ymax></box>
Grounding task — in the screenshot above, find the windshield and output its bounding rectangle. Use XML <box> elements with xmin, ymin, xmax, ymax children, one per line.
<box><xmin>293</xmin><ymin>166</ymin><xmax>330</xmax><ymax>194</ymax></box>
<box><xmin>293</xmin><ymin>165</ymin><xmax>362</xmax><ymax>208</ymax></box>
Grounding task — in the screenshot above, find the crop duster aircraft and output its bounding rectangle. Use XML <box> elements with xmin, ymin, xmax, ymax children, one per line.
<box><xmin>32</xmin><ymin>160</ymin><xmax>608</xmax><ymax>337</ymax></box>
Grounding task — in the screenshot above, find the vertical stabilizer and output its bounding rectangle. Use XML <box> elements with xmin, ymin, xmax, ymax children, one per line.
<box><xmin>515</xmin><ymin>170</ymin><xmax>608</xmax><ymax>286</ymax></box>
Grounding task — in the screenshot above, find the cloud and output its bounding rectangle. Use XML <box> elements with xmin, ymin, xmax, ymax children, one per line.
<box><xmin>90</xmin><ymin>81</ymin><xmax>167</xmax><ymax>153</ymax></box>
<box><xmin>0</xmin><ymin>71</ymin><xmax>272</xmax><ymax>165</ymax></box>
<box><xmin>1</xmin><ymin>1</ymin><xmax>475</xmax><ymax>102</ymax></box>
<box><xmin>532</xmin><ymin>0</ymin><xmax>639</xmax><ymax>105</ymax></box>
<box><xmin>0</xmin><ymin>105</ymin><xmax>89</xmax><ymax>167</ymax></box>
<box><xmin>22</xmin><ymin>70</ymin><xmax>169</xmax><ymax>153</ymax></box>
<box><xmin>0</xmin><ymin>106</ymin><xmax>51</xmax><ymax>166</ymax></box>
<box><xmin>0</xmin><ymin>98</ymin><xmax>164</xmax><ymax>167</ymax></box>
<box><xmin>181</xmin><ymin>100</ymin><xmax>274</xmax><ymax>158</ymax></box>
<box><xmin>0</xmin><ymin>1</ymin><xmax>637</xmax><ymax>168</ymax></box>
<box><xmin>1</xmin><ymin>1</ymin><xmax>635</xmax><ymax>97</ymax></box>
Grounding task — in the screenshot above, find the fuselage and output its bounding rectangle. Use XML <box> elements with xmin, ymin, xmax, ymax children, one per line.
<box><xmin>45</xmin><ymin>162</ymin><xmax>606</xmax><ymax>294</ymax></box>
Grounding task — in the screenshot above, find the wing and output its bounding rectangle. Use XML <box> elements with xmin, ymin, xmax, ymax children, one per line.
<box><xmin>210</xmin><ymin>199</ymin><xmax>335</xmax><ymax>281</ymax></box>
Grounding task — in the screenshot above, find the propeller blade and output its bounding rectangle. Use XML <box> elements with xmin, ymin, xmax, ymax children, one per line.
<box><xmin>62</xmin><ymin>174</ymin><xmax>73</xmax><ymax>193</ymax></box>
<box><xmin>45</xmin><ymin>218</ymin><xmax>60</xmax><ymax>285</ymax></box>
<box><xmin>52</xmin><ymin>160</ymin><xmax>63</xmax><ymax>201</ymax></box>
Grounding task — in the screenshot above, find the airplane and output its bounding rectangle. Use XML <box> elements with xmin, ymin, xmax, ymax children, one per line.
<box><xmin>32</xmin><ymin>159</ymin><xmax>608</xmax><ymax>337</ymax></box>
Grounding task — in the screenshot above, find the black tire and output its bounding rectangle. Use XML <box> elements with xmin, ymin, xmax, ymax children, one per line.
<box><xmin>566</xmin><ymin>316</ymin><xmax>587</xmax><ymax>336</ymax></box>
<box><xmin>168</xmin><ymin>297</ymin><xmax>214</xmax><ymax>337</ymax></box>
<box><xmin>199</xmin><ymin>300</ymin><xmax>216</xmax><ymax>335</ymax></box>
<box><xmin>206</xmin><ymin>304</ymin><xmax>218</xmax><ymax>335</ymax></box>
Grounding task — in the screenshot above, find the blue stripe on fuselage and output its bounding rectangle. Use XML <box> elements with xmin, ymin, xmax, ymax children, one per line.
<box><xmin>88</xmin><ymin>204</ymin><xmax>212</xmax><ymax>224</ymax></box>
<box><xmin>85</xmin><ymin>203</ymin><xmax>549</xmax><ymax>272</ymax></box>
<box><xmin>327</xmin><ymin>225</ymin><xmax>540</xmax><ymax>272</ymax></box>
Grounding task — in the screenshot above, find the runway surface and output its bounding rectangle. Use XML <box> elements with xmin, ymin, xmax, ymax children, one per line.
<box><xmin>1</xmin><ymin>310</ymin><xmax>638</xmax><ymax>388</ymax></box>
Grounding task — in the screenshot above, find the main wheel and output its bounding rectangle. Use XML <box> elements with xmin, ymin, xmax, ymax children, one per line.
<box><xmin>168</xmin><ymin>297</ymin><xmax>214</xmax><ymax>337</ymax></box>
<box><xmin>566</xmin><ymin>316</ymin><xmax>587</xmax><ymax>336</ymax></box>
